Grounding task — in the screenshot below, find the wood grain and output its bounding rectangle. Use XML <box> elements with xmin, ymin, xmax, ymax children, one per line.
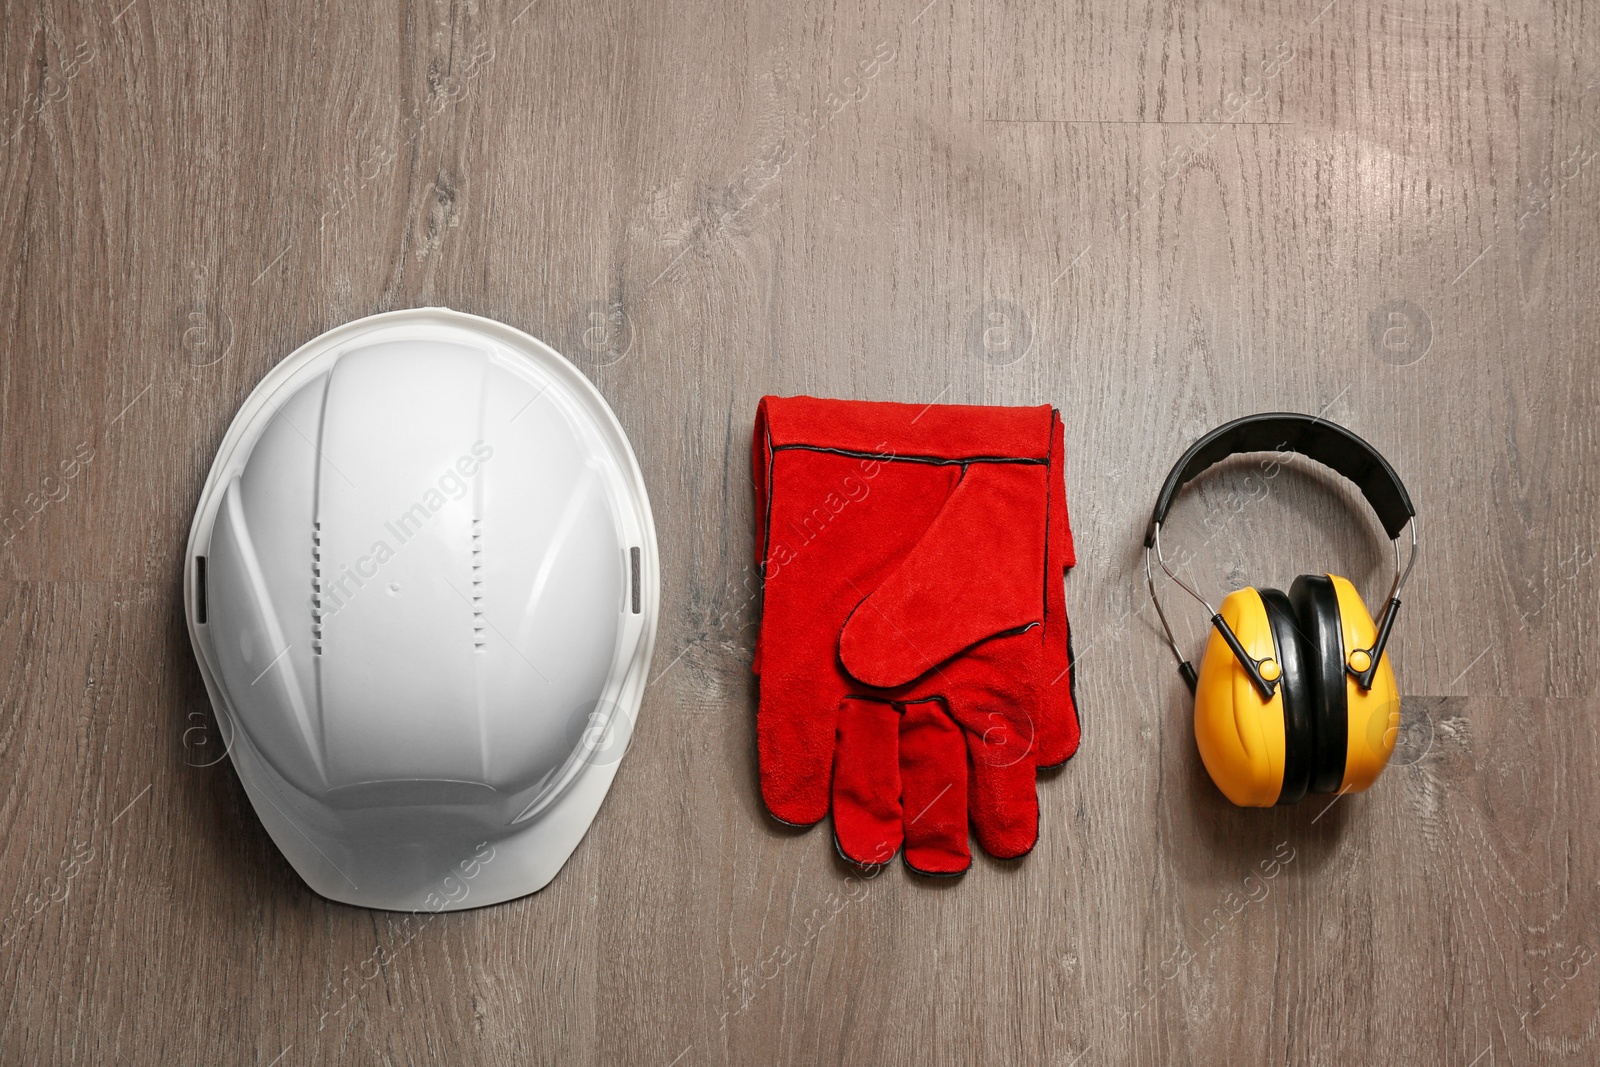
<box><xmin>1</xmin><ymin>0</ymin><xmax>1597</xmax><ymax>1062</ymax></box>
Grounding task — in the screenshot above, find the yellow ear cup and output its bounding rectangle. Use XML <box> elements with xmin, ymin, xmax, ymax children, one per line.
<box><xmin>1194</xmin><ymin>589</ymin><xmax>1286</xmax><ymax>807</ymax></box>
<box><xmin>1328</xmin><ymin>575</ymin><xmax>1400</xmax><ymax>792</ymax></box>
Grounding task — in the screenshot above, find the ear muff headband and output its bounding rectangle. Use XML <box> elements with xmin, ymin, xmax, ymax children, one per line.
<box><xmin>1259</xmin><ymin>588</ymin><xmax>1312</xmax><ymax>805</ymax></box>
<box><xmin>1144</xmin><ymin>412</ymin><xmax>1415</xmax><ymax>544</ymax></box>
<box><xmin>1143</xmin><ymin>413</ymin><xmax>1419</xmax><ymax>698</ymax></box>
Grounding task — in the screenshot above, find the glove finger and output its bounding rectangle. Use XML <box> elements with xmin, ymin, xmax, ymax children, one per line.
<box><xmin>966</xmin><ymin>708</ymin><xmax>1041</xmax><ymax>859</ymax></box>
<box><xmin>831</xmin><ymin>697</ymin><xmax>902</xmax><ymax>866</ymax></box>
<box><xmin>758</xmin><ymin>677</ymin><xmax>847</xmax><ymax>826</ymax></box>
<box><xmin>899</xmin><ymin>698</ymin><xmax>970</xmax><ymax>875</ymax></box>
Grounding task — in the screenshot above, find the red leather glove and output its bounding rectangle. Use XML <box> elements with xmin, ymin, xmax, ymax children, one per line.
<box><xmin>752</xmin><ymin>396</ymin><xmax>1078</xmax><ymax>874</ymax></box>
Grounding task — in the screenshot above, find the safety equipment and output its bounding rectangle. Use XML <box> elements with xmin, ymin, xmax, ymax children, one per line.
<box><xmin>1143</xmin><ymin>413</ymin><xmax>1417</xmax><ymax>807</ymax></box>
<box><xmin>753</xmin><ymin>396</ymin><xmax>1078</xmax><ymax>873</ymax></box>
<box><xmin>184</xmin><ymin>308</ymin><xmax>659</xmax><ymax>911</ymax></box>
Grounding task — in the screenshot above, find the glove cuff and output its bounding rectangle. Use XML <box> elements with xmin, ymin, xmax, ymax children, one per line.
<box><xmin>756</xmin><ymin>395</ymin><xmax>1054</xmax><ymax>462</ymax></box>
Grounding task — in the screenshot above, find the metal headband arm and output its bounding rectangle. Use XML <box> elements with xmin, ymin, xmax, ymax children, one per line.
<box><xmin>1347</xmin><ymin>517</ymin><xmax>1419</xmax><ymax>690</ymax></box>
<box><xmin>1147</xmin><ymin>523</ymin><xmax>1277</xmax><ymax>700</ymax></box>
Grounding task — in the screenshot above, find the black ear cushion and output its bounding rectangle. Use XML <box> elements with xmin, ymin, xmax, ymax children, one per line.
<box><xmin>1259</xmin><ymin>588</ymin><xmax>1311</xmax><ymax>805</ymax></box>
<box><xmin>1290</xmin><ymin>574</ymin><xmax>1347</xmax><ymax>794</ymax></box>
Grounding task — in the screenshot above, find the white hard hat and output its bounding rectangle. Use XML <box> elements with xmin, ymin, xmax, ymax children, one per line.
<box><xmin>184</xmin><ymin>308</ymin><xmax>659</xmax><ymax>911</ymax></box>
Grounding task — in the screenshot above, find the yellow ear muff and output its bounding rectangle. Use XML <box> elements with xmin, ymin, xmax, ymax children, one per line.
<box><xmin>1327</xmin><ymin>575</ymin><xmax>1400</xmax><ymax>792</ymax></box>
<box><xmin>1147</xmin><ymin>416</ymin><xmax>1416</xmax><ymax>808</ymax></box>
<box><xmin>1193</xmin><ymin>588</ymin><xmax>1286</xmax><ymax>807</ymax></box>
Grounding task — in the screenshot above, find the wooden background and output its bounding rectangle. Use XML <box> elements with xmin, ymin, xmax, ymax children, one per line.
<box><xmin>1</xmin><ymin>0</ymin><xmax>1597</xmax><ymax>1062</ymax></box>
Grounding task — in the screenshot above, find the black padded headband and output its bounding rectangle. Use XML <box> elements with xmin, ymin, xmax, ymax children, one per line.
<box><xmin>1144</xmin><ymin>412</ymin><xmax>1416</xmax><ymax>546</ymax></box>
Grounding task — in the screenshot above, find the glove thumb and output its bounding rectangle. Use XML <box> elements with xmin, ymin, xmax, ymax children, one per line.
<box><xmin>838</xmin><ymin>462</ymin><xmax>1047</xmax><ymax>688</ymax></box>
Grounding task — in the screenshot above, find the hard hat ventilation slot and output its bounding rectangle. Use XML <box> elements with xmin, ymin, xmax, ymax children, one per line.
<box><xmin>194</xmin><ymin>556</ymin><xmax>208</xmax><ymax>624</ymax></box>
<box><xmin>630</xmin><ymin>546</ymin><xmax>641</xmax><ymax>614</ymax></box>
<box><xmin>472</xmin><ymin>518</ymin><xmax>486</xmax><ymax>650</ymax></box>
<box><xmin>312</xmin><ymin>521</ymin><xmax>324</xmax><ymax>655</ymax></box>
